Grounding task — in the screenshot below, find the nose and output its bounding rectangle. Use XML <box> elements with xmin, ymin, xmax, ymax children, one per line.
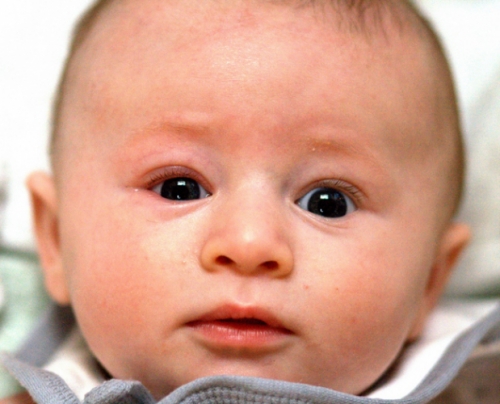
<box><xmin>200</xmin><ymin>197</ymin><xmax>294</xmax><ymax>278</ymax></box>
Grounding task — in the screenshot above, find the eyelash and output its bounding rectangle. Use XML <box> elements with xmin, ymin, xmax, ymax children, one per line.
<box><xmin>146</xmin><ymin>166</ymin><xmax>210</xmax><ymax>192</ymax></box>
<box><xmin>304</xmin><ymin>179</ymin><xmax>364</xmax><ymax>207</ymax></box>
<box><xmin>146</xmin><ymin>168</ymin><xmax>363</xmax><ymax>208</ymax></box>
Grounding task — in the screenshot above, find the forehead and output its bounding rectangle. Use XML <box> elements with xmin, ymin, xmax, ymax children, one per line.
<box><xmin>59</xmin><ymin>0</ymin><xmax>446</xmax><ymax>171</ymax></box>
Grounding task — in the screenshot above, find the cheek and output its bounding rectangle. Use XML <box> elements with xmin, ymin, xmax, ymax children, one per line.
<box><xmin>58</xmin><ymin>191</ymin><xmax>198</xmax><ymax>355</ymax></box>
<box><xmin>293</xmin><ymin>221</ymin><xmax>433</xmax><ymax>386</ymax></box>
<box><xmin>61</xmin><ymin>209</ymin><xmax>147</xmax><ymax>331</ymax></box>
<box><xmin>298</xmin><ymin>222</ymin><xmax>431</xmax><ymax>308</ymax></box>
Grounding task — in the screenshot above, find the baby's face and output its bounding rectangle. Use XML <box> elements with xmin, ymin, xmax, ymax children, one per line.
<box><xmin>40</xmin><ymin>0</ymin><xmax>465</xmax><ymax>399</ymax></box>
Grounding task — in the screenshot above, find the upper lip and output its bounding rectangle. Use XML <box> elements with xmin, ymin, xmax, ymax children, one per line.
<box><xmin>187</xmin><ymin>304</ymin><xmax>291</xmax><ymax>331</ymax></box>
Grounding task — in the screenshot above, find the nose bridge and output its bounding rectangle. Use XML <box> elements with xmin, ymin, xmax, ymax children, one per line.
<box><xmin>200</xmin><ymin>186</ymin><xmax>294</xmax><ymax>277</ymax></box>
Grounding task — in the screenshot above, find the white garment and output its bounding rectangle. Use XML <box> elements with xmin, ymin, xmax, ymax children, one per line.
<box><xmin>43</xmin><ymin>329</ymin><xmax>105</xmax><ymax>401</ymax></box>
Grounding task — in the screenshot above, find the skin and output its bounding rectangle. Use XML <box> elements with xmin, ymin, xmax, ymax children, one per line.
<box><xmin>21</xmin><ymin>0</ymin><xmax>470</xmax><ymax>401</ymax></box>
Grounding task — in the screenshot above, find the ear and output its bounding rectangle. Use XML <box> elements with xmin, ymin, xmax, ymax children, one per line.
<box><xmin>27</xmin><ymin>171</ymin><xmax>70</xmax><ymax>305</ymax></box>
<box><xmin>408</xmin><ymin>222</ymin><xmax>471</xmax><ymax>340</ymax></box>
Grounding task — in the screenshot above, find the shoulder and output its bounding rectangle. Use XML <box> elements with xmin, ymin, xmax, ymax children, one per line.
<box><xmin>0</xmin><ymin>392</ymin><xmax>35</xmax><ymax>404</ymax></box>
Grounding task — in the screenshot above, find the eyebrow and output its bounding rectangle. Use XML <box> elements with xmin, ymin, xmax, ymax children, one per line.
<box><xmin>300</xmin><ymin>135</ymin><xmax>368</xmax><ymax>156</ymax></box>
<box><xmin>120</xmin><ymin>117</ymin><xmax>389</xmax><ymax>181</ymax></box>
<box><xmin>295</xmin><ymin>126</ymin><xmax>385</xmax><ymax>166</ymax></box>
<box><xmin>126</xmin><ymin>120</ymin><xmax>372</xmax><ymax>156</ymax></box>
<box><xmin>127</xmin><ymin>118</ymin><xmax>213</xmax><ymax>144</ymax></box>
<box><xmin>114</xmin><ymin>117</ymin><xmax>219</xmax><ymax>163</ymax></box>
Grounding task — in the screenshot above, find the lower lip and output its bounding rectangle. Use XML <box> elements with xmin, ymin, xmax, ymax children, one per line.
<box><xmin>187</xmin><ymin>320</ymin><xmax>292</xmax><ymax>349</ymax></box>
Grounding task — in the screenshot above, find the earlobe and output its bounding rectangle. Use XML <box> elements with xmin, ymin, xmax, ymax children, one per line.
<box><xmin>26</xmin><ymin>171</ymin><xmax>70</xmax><ymax>305</ymax></box>
<box><xmin>408</xmin><ymin>222</ymin><xmax>471</xmax><ymax>340</ymax></box>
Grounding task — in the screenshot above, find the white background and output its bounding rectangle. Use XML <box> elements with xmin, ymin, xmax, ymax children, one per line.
<box><xmin>1</xmin><ymin>0</ymin><xmax>93</xmax><ymax>248</ymax></box>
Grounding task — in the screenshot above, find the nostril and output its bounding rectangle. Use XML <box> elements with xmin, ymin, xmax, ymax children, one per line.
<box><xmin>216</xmin><ymin>256</ymin><xmax>234</xmax><ymax>266</ymax></box>
<box><xmin>262</xmin><ymin>261</ymin><xmax>278</xmax><ymax>270</ymax></box>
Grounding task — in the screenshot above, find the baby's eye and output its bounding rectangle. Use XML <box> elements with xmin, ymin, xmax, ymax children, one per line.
<box><xmin>297</xmin><ymin>187</ymin><xmax>356</xmax><ymax>218</ymax></box>
<box><xmin>152</xmin><ymin>177</ymin><xmax>210</xmax><ymax>201</ymax></box>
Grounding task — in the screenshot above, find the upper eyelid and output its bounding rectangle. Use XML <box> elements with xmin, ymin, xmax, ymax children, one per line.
<box><xmin>145</xmin><ymin>169</ymin><xmax>364</xmax><ymax>206</ymax></box>
<box><xmin>146</xmin><ymin>166</ymin><xmax>210</xmax><ymax>190</ymax></box>
<box><xmin>299</xmin><ymin>179</ymin><xmax>365</xmax><ymax>207</ymax></box>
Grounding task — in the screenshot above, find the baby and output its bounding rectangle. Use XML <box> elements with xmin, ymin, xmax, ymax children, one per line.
<box><xmin>2</xmin><ymin>0</ymin><xmax>478</xmax><ymax>402</ymax></box>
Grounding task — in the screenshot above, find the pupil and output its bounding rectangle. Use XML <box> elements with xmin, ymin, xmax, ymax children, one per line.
<box><xmin>161</xmin><ymin>178</ymin><xmax>200</xmax><ymax>200</ymax></box>
<box><xmin>308</xmin><ymin>189</ymin><xmax>347</xmax><ymax>218</ymax></box>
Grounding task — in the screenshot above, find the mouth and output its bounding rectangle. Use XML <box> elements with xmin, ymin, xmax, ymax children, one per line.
<box><xmin>186</xmin><ymin>305</ymin><xmax>293</xmax><ymax>349</ymax></box>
